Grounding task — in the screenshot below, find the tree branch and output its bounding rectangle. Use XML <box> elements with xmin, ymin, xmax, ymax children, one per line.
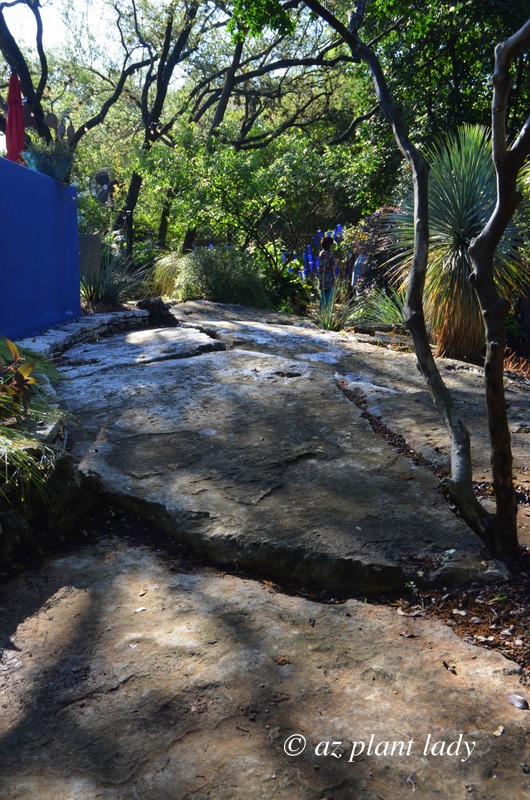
<box><xmin>208</xmin><ymin>36</ymin><xmax>245</xmax><ymax>138</ymax></box>
<box><xmin>70</xmin><ymin>56</ymin><xmax>153</xmax><ymax>147</ymax></box>
<box><xmin>330</xmin><ymin>103</ymin><xmax>379</xmax><ymax>144</ymax></box>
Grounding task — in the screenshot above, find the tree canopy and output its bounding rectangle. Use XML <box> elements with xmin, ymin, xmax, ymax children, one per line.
<box><xmin>2</xmin><ymin>0</ymin><xmax>530</xmax><ymax>560</ymax></box>
<box><xmin>3</xmin><ymin>0</ymin><xmax>525</xmax><ymax>248</ymax></box>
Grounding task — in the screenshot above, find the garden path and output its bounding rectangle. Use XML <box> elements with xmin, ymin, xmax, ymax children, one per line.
<box><xmin>1</xmin><ymin>302</ymin><xmax>529</xmax><ymax>799</ymax></box>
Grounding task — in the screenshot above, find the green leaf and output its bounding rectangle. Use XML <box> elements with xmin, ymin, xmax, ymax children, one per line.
<box><xmin>17</xmin><ymin>362</ymin><xmax>36</xmax><ymax>379</ymax></box>
<box><xmin>6</xmin><ymin>339</ymin><xmax>20</xmax><ymax>362</ymax></box>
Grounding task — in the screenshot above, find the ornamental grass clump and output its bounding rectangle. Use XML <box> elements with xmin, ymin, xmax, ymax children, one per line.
<box><xmin>348</xmin><ymin>286</ymin><xmax>406</xmax><ymax>329</ymax></box>
<box><xmin>0</xmin><ymin>425</ymin><xmax>56</xmax><ymax>510</ymax></box>
<box><xmin>154</xmin><ymin>246</ymin><xmax>269</xmax><ymax>307</ymax></box>
<box><xmin>312</xmin><ymin>280</ymin><xmax>357</xmax><ymax>331</ymax></box>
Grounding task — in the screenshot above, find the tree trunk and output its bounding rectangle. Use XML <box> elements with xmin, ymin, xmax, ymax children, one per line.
<box><xmin>114</xmin><ymin>171</ymin><xmax>143</xmax><ymax>249</ymax></box>
<box><xmin>181</xmin><ymin>227</ymin><xmax>197</xmax><ymax>253</ymax></box>
<box><xmin>465</xmin><ymin>19</ymin><xmax>530</xmax><ymax>560</ymax></box>
<box><xmin>469</xmin><ymin>241</ymin><xmax>518</xmax><ymax>557</ymax></box>
<box><xmin>157</xmin><ymin>188</ymin><xmax>176</xmax><ymax>248</ymax></box>
<box><xmin>346</xmin><ymin>31</ymin><xmax>494</xmax><ymax>543</ymax></box>
<box><xmin>0</xmin><ymin>8</ymin><xmax>49</xmax><ymax>140</ymax></box>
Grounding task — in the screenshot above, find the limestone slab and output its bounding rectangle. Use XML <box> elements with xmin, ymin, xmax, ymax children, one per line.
<box><xmin>56</xmin><ymin>312</ymin><xmax>507</xmax><ymax>593</ymax></box>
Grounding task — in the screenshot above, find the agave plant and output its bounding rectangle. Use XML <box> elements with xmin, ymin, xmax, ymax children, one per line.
<box><xmin>81</xmin><ymin>243</ymin><xmax>147</xmax><ymax>308</ymax></box>
<box><xmin>386</xmin><ymin>125</ymin><xmax>528</xmax><ymax>361</ymax></box>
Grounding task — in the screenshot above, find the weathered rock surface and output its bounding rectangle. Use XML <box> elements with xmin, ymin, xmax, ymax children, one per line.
<box><xmin>1</xmin><ymin>537</ymin><xmax>529</xmax><ymax>800</ymax></box>
<box><xmin>2</xmin><ymin>302</ymin><xmax>530</xmax><ymax>799</ymax></box>
<box><xmin>56</xmin><ymin>302</ymin><xmax>530</xmax><ymax>591</ymax></box>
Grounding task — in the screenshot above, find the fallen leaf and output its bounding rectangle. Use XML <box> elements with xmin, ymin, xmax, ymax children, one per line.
<box><xmin>261</xmin><ymin>580</ymin><xmax>278</xmax><ymax>593</ymax></box>
<box><xmin>508</xmin><ymin>694</ymin><xmax>529</xmax><ymax>710</ymax></box>
<box><xmin>397</xmin><ymin>607</ymin><xmax>425</xmax><ymax>617</ymax></box>
<box><xmin>273</xmin><ymin>654</ymin><xmax>292</xmax><ymax>666</ymax></box>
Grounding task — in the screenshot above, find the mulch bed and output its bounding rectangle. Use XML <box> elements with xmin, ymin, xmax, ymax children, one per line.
<box><xmin>410</xmin><ymin>554</ymin><xmax>530</xmax><ymax>681</ymax></box>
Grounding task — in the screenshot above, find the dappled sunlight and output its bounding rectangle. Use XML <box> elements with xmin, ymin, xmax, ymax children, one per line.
<box><xmin>23</xmin><ymin>305</ymin><xmax>525</xmax><ymax>794</ymax></box>
<box><xmin>0</xmin><ymin>584</ymin><xmax>93</xmax><ymax>733</ymax></box>
<box><xmin>61</xmin><ymin>328</ymin><xmax>487</xmax><ymax>596</ymax></box>
<box><xmin>1</xmin><ymin>772</ymin><xmax>102</xmax><ymax>800</ymax></box>
<box><xmin>1</xmin><ymin>538</ymin><xmax>529</xmax><ymax>798</ymax></box>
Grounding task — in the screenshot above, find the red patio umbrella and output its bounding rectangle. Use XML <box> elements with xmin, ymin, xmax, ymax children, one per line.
<box><xmin>5</xmin><ymin>73</ymin><xmax>25</xmax><ymax>164</ymax></box>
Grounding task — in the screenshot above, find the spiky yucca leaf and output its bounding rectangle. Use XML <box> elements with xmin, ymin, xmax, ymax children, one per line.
<box><xmin>387</xmin><ymin>125</ymin><xmax>528</xmax><ymax>360</ymax></box>
<box><xmin>348</xmin><ymin>286</ymin><xmax>406</xmax><ymax>328</ymax></box>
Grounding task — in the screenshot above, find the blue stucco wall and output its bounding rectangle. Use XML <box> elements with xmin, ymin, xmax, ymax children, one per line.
<box><xmin>0</xmin><ymin>157</ymin><xmax>80</xmax><ymax>340</ymax></box>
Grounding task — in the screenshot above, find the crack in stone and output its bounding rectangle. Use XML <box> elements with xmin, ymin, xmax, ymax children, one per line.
<box><xmin>63</xmin><ymin>341</ymin><xmax>226</xmax><ymax>372</ymax></box>
<box><xmin>55</xmin><ymin>672</ymin><xmax>141</xmax><ymax>712</ymax></box>
<box><xmin>230</xmin><ymin>482</ymin><xmax>285</xmax><ymax>505</ymax></box>
<box><xmin>336</xmin><ymin>379</ymin><xmax>447</xmax><ymax>480</ymax></box>
<box><xmin>139</xmin><ymin>342</ymin><xmax>227</xmax><ymax>363</ymax></box>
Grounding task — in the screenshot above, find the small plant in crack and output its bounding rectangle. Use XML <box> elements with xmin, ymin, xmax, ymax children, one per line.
<box><xmin>404</xmin><ymin>580</ymin><xmax>420</xmax><ymax>599</ymax></box>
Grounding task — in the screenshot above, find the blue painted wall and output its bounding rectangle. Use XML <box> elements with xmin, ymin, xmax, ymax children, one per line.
<box><xmin>0</xmin><ymin>157</ymin><xmax>80</xmax><ymax>340</ymax></box>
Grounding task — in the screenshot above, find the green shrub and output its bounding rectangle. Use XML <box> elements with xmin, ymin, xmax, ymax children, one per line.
<box><xmin>154</xmin><ymin>246</ymin><xmax>269</xmax><ymax>307</ymax></box>
<box><xmin>262</xmin><ymin>260</ymin><xmax>313</xmax><ymax>314</ymax></box>
<box><xmin>0</xmin><ymin>339</ymin><xmax>61</xmax><ymax>515</ymax></box>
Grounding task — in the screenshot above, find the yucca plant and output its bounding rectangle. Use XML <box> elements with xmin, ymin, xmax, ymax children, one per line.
<box><xmin>386</xmin><ymin>125</ymin><xmax>528</xmax><ymax>361</ymax></box>
<box><xmin>348</xmin><ymin>285</ymin><xmax>406</xmax><ymax>328</ymax></box>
